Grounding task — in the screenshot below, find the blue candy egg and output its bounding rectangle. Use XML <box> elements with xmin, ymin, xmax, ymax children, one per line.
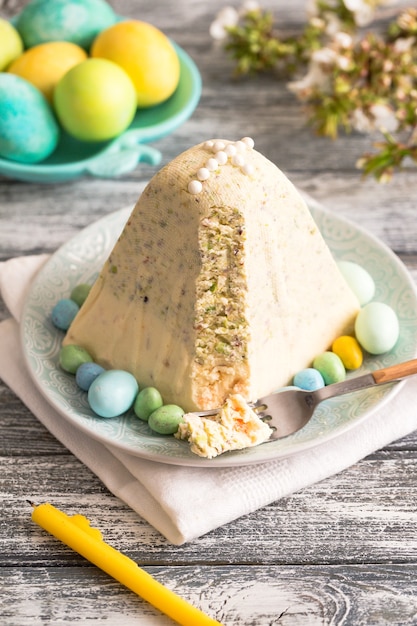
<box><xmin>88</xmin><ymin>370</ymin><xmax>139</xmax><ymax>418</ymax></box>
<box><xmin>293</xmin><ymin>368</ymin><xmax>325</xmax><ymax>391</ymax></box>
<box><xmin>0</xmin><ymin>74</ymin><xmax>59</xmax><ymax>163</ymax></box>
<box><xmin>51</xmin><ymin>298</ymin><xmax>79</xmax><ymax>330</ymax></box>
<box><xmin>75</xmin><ymin>362</ymin><xmax>105</xmax><ymax>391</ymax></box>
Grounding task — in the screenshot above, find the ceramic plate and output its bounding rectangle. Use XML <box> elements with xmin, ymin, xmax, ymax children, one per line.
<box><xmin>0</xmin><ymin>43</ymin><xmax>201</xmax><ymax>183</ymax></box>
<box><xmin>21</xmin><ymin>202</ymin><xmax>417</xmax><ymax>467</ymax></box>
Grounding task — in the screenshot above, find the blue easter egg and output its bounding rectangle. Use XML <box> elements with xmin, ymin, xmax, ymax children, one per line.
<box><xmin>0</xmin><ymin>74</ymin><xmax>59</xmax><ymax>163</ymax></box>
<box><xmin>88</xmin><ymin>370</ymin><xmax>139</xmax><ymax>418</ymax></box>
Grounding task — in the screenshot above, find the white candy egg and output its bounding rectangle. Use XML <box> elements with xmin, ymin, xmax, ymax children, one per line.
<box><xmin>355</xmin><ymin>302</ymin><xmax>399</xmax><ymax>355</ymax></box>
<box><xmin>337</xmin><ymin>261</ymin><xmax>375</xmax><ymax>306</ymax></box>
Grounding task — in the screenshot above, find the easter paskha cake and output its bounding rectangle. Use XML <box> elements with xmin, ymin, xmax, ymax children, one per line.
<box><xmin>63</xmin><ymin>138</ymin><xmax>360</xmax><ymax>411</ymax></box>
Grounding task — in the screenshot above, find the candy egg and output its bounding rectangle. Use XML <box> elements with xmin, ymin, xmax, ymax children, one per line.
<box><xmin>0</xmin><ymin>74</ymin><xmax>59</xmax><ymax>163</ymax></box>
<box><xmin>332</xmin><ymin>335</ymin><xmax>363</xmax><ymax>370</ymax></box>
<box><xmin>293</xmin><ymin>368</ymin><xmax>325</xmax><ymax>391</ymax></box>
<box><xmin>148</xmin><ymin>405</ymin><xmax>184</xmax><ymax>435</ymax></box>
<box><xmin>88</xmin><ymin>370</ymin><xmax>139</xmax><ymax>418</ymax></box>
<box><xmin>355</xmin><ymin>302</ymin><xmax>399</xmax><ymax>355</ymax></box>
<box><xmin>337</xmin><ymin>261</ymin><xmax>375</xmax><ymax>306</ymax></box>
<box><xmin>313</xmin><ymin>352</ymin><xmax>346</xmax><ymax>385</ymax></box>
<box><xmin>75</xmin><ymin>362</ymin><xmax>105</xmax><ymax>391</ymax></box>
<box><xmin>134</xmin><ymin>387</ymin><xmax>163</xmax><ymax>422</ymax></box>
<box><xmin>51</xmin><ymin>298</ymin><xmax>79</xmax><ymax>330</ymax></box>
<box><xmin>59</xmin><ymin>344</ymin><xmax>93</xmax><ymax>374</ymax></box>
<box><xmin>70</xmin><ymin>283</ymin><xmax>91</xmax><ymax>307</ymax></box>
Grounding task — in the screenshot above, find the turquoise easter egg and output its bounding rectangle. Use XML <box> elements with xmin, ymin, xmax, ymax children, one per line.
<box><xmin>15</xmin><ymin>0</ymin><xmax>117</xmax><ymax>50</ymax></box>
<box><xmin>88</xmin><ymin>369</ymin><xmax>139</xmax><ymax>418</ymax></box>
<box><xmin>0</xmin><ymin>74</ymin><xmax>59</xmax><ymax>164</ymax></box>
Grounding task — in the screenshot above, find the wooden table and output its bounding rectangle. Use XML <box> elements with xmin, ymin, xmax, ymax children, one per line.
<box><xmin>1</xmin><ymin>1</ymin><xmax>417</xmax><ymax>623</ymax></box>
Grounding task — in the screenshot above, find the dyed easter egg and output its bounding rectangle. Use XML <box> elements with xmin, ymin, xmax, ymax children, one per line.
<box><xmin>15</xmin><ymin>0</ymin><xmax>117</xmax><ymax>50</ymax></box>
<box><xmin>337</xmin><ymin>261</ymin><xmax>375</xmax><ymax>306</ymax></box>
<box><xmin>355</xmin><ymin>302</ymin><xmax>399</xmax><ymax>355</ymax></box>
<box><xmin>0</xmin><ymin>74</ymin><xmax>59</xmax><ymax>163</ymax></box>
<box><xmin>8</xmin><ymin>41</ymin><xmax>87</xmax><ymax>103</ymax></box>
<box><xmin>54</xmin><ymin>59</ymin><xmax>137</xmax><ymax>141</ymax></box>
<box><xmin>88</xmin><ymin>370</ymin><xmax>139</xmax><ymax>418</ymax></box>
<box><xmin>0</xmin><ymin>18</ymin><xmax>23</xmax><ymax>71</ymax></box>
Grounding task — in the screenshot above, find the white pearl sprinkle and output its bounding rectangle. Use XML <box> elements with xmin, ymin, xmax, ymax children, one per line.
<box><xmin>204</xmin><ymin>140</ymin><xmax>214</xmax><ymax>149</ymax></box>
<box><xmin>213</xmin><ymin>140</ymin><xmax>226</xmax><ymax>152</ymax></box>
<box><xmin>197</xmin><ymin>167</ymin><xmax>210</xmax><ymax>181</ymax></box>
<box><xmin>232</xmin><ymin>154</ymin><xmax>244</xmax><ymax>167</ymax></box>
<box><xmin>206</xmin><ymin>158</ymin><xmax>218</xmax><ymax>171</ymax></box>
<box><xmin>215</xmin><ymin>150</ymin><xmax>228</xmax><ymax>165</ymax></box>
<box><xmin>235</xmin><ymin>141</ymin><xmax>247</xmax><ymax>152</ymax></box>
<box><xmin>241</xmin><ymin>136</ymin><xmax>255</xmax><ymax>149</ymax></box>
<box><xmin>224</xmin><ymin>143</ymin><xmax>237</xmax><ymax>157</ymax></box>
<box><xmin>188</xmin><ymin>180</ymin><xmax>202</xmax><ymax>194</ymax></box>
<box><xmin>241</xmin><ymin>163</ymin><xmax>254</xmax><ymax>176</ymax></box>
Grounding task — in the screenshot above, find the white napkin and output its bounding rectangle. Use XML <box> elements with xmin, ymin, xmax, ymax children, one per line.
<box><xmin>1</xmin><ymin>254</ymin><xmax>417</xmax><ymax>545</ymax></box>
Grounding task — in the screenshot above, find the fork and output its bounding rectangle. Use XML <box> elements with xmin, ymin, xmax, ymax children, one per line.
<box><xmin>195</xmin><ymin>358</ymin><xmax>417</xmax><ymax>441</ymax></box>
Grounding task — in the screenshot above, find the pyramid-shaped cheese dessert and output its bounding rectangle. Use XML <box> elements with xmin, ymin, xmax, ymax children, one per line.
<box><xmin>64</xmin><ymin>138</ymin><xmax>359</xmax><ymax>411</ymax></box>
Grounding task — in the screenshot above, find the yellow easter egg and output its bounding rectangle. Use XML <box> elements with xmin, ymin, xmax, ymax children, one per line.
<box><xmin>91</xmin><ymin>20</ymin><xmax>180</xmax><ymax>108</ymax></box>
<box><xmin>0</xmin><ymin>18</ymin><xmax>23</xmax><ymax>71</ymax></box>
<box><xmin>8</xmin><ymin>41</ymin><xmax>87</xmax><ymax>103</ymax></box>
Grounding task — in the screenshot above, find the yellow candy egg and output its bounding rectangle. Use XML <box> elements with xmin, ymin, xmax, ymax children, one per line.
<box><xmin>332</xmin><ymin>335</ymin><xmax>363</xmax><ymax>370</ymax></box>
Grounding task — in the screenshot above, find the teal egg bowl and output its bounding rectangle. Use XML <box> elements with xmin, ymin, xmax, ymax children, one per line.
<box><xmin>0</xmin><ymin>43</ymin><xmax>201</xmax><ymax>183</ymax></box>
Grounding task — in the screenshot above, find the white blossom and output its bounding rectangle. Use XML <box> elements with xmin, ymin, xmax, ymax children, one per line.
<box><xmin>210</xmin><ymin>6</ymin><xmax>239</xmax><ymax>40</ymax></box>
<box><xmin>370</xmin><ymin>103</ymin><xmax>399</xmax><ymax>133</ymax></box>
<box><xmin>288</xmin><ymin>61</ymin><xmax>330</xmax><ymax>96</ymax></box>
<box><xmin>343</xmin><ymin>0</ymin><xmax>399</xmax><ymax>27</ymax></box>
<box><xmin>393</xmin><ymin>37</ymin><xmax>415</xmax><ymax>53</ymax></box>
<box><xmin>351</xmin><ymin>104</ymin><xmax>399</xmax><ymax>134</ymax></box>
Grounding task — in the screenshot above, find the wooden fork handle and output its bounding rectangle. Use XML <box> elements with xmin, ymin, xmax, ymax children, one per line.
<box><xmin>372</xmin><ymin>358</ymin><xmax>417</xmax><ymax>384</ymax></box>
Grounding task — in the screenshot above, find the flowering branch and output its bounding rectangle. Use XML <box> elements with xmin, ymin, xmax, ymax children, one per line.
<box><xmin>210</xmin><ymin>1</ymin><xmax>417</xmax><ymax>182</ymax></box>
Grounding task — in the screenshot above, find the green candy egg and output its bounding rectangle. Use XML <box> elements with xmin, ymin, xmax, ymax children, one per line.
<box><xmin>59</xmin><ymin>344</ymin><xmax>93</xmax><ymax>374</ymax></box>
<box><xmin>0</xmin><ymin>74</ymin><xmax>59</xmax><ymax>164</ymax></box>
<box><xmin>70</xmin><ymin>283</ymin><xmax>91</xmax><ymax>307</ymax></box>
<box><xmin>313</xmin><ymin>351</ymin><xmax>346</xmax><ymax>385</ymax></box>
<box><xmin>15</xmin><ymin>0</ymin><xmax>117</xmax><ymax>50</ymax></box>
<box><xmin>148</xmin><ymin>405</ymin><xmax>184</xmax><ymax>435</ymax></box>
<box><xmin>134</xmin><ymin>387</ymin><xmax>163</xmax><ymax>422</ymax></box>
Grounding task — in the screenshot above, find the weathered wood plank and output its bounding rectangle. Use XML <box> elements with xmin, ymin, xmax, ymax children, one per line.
<box><xmin>2</xmin><ymin>453</ymin><xmax>417</xmax><ymax>566</ymax></box>
<box><xmin>2</xmin><ymin>564</ymin><xmax>417</xmax><ymax>625</ymax></box>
